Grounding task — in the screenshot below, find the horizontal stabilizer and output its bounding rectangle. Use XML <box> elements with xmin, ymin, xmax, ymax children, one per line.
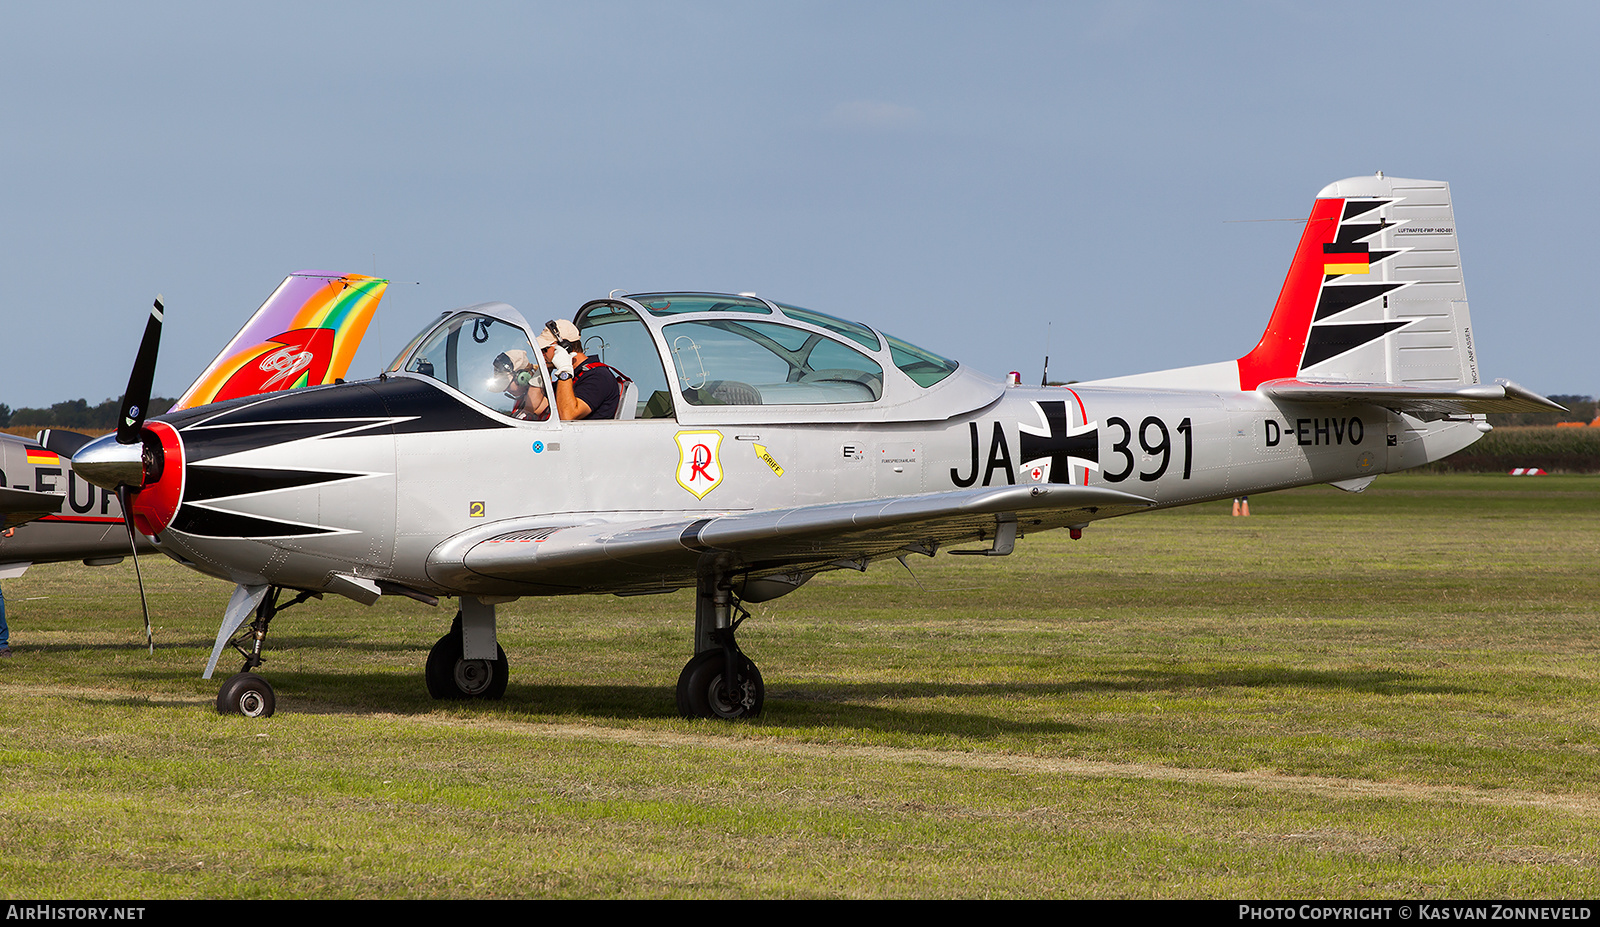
<box><xmin>1259</xmin><ymin>378</ymin><xmax>1565</xmax><ymax>416</ymax></box>
<box><xmin>0</xmin><ymin>486</ymin><xmax>65</xmax><ymax>528</ymax></box>
<box><xmin>35</xmin><ymin>429</ymin><xmax>95</xmax><ymax>458</ymax></box>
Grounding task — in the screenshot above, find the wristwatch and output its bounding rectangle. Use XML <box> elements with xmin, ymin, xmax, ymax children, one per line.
<box><xmin>555</xmin><ymin>371</ymin><xmax>573</xmax><ymax>381</ymax></box>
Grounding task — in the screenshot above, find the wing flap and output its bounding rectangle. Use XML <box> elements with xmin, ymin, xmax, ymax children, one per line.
<box><xmin>428</xmin><ymin>484</ymin><xmax>1153</xmax><ymax>594</ymax></box>
<box><xmin>1259</xmin><ymin>378</ymin><xmax>1565</xmax><ymax>415</ymax></box>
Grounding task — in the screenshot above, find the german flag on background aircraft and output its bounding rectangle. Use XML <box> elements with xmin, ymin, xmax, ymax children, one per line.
<box><xmin>1323</xmin><ymin>242</ymin><xmax>1370</xmax><ymax>275</ymax></box>
<box><xmin>25</xmin><ymin>448</ymin><xmax>60</xmax><ymax>465</ymax></box>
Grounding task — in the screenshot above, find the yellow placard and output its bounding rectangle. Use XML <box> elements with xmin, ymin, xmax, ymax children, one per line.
<box><xmin>753</xmin><ymin>443</ymin><xmax>784</xmax><ymax>476</ymax></box>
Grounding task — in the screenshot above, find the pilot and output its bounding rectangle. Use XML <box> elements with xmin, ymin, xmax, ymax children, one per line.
<box><xmin>491</xmin><ymin>349</ymin><xmax>548</xmax><ymax>421</ymax></box>
<box><xmin>537</xmin><ymin>319</ymin><xmax>628</xmax><ymax>420</ymax></box>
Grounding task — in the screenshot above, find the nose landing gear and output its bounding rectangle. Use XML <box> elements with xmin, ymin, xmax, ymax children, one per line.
<box><xmin>212</xmin><ymin>585</ymin><xmax>317</xmax><ymax>718</ymax></box>
<box><xmin>216</xmin><ymin>671</ymin><xmax>276</xmax><ymax>718</ymax></box>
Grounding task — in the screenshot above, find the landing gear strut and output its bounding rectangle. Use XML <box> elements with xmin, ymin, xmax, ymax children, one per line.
<box><xmin>676</xmin><ymin>574</ymin><xmax>765</xmax><ymax>719</ymax></box>
<box><xmin>214</xmin><ymin>585</ymin><xmax>315</xmax><ymax>717</ymax></box>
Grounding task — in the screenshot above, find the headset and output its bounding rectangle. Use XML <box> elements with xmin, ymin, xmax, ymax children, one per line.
<box><xmin>544</xmin><ymin>320</ymin><xmax>581</xmax><ymax>352</ymax></box>
<box><xmin>493</xmin><ymin>352</ymin><xmax>536</xmax><ymax>388</ymax></box>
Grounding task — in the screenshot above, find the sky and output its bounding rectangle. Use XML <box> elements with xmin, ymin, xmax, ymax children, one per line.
<box><xmin>2</xmin><ymin>0</ymin><xmax>1596</xmax><ymax>410</ymax></box>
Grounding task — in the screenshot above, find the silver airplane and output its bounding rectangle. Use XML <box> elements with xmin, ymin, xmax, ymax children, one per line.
<box><xmin>73</xmin><ymin>175</ymin><xmax>1561</xmax><ymax>719</ymax></box>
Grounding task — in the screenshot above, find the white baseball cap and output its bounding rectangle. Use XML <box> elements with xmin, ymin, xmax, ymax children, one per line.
<box><xmin>535</xmin><ymin>318</ymin><xmax>581</xmax><ymax>350</ymax></box>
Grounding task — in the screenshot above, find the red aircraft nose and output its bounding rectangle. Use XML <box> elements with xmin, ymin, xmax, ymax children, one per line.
<box><xmin>130</xmin><ymin>421</ymin><xmax>185</xmax><ymax>536</ymax></box>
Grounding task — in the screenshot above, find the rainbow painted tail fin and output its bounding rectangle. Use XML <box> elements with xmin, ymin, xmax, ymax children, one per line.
<box><xmin>171</xmin><ymin>271</ymin><xmax>388</xmax><ymax>411</ymax></box>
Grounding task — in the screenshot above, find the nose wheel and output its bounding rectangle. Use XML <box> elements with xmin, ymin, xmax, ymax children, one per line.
<box><xmin>216</xmin><ymin>671</ymin><xmax>276</xmax><ymax>718</ymax></box>
<box><xmin>214</xmin><ymin>585</ymin><xmax>314</xmax><ymax>717</ymax></box>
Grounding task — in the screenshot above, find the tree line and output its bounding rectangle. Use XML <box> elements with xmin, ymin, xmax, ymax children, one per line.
<box><xmin>0</xmin><ymin>397</ymin><xmax>177</xmax><ymax>431</ymax></box>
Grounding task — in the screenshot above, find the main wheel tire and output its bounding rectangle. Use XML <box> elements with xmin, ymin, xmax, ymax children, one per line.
<box><xmin>425</xmin><ymin>627</ymin><xmax>509</xmax><ymax>700</ymax></box>
<box><xmin>675</xmin><ymin>651</ymin><xmax>717</xmax><ymax>717</ymax></box>
<box><xmin>216</xmin><ymin>672</ymin><xmax>276</xmax><ymax>718</ymax></box>
<box><xmin>677</xmin><ymin>650</ymin><xmax>764</xmax><ymax>719</ymax></box>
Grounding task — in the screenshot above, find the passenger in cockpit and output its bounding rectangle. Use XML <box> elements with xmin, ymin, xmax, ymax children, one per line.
<box><xmin>491</xmin><ymin>349</ymin><xmax>549</xmax><ymax>421</ymax></box>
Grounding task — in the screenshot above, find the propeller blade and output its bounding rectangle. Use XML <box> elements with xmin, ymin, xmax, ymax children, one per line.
<box><xmin>117</xmin><ymin>485</ymin><xmax>154</xmax><ymax>654</ymax></box>
<box><xmin>116</xmin><ymin>296</ymin><xmax>164</xmax><ymax>445</ymax></box>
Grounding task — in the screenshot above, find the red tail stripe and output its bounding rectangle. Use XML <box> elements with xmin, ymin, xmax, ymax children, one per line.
<box><xmin>1235</xmin><ymin>197</ymin><xmax>1344</xmax><ymax>390</ymax></box>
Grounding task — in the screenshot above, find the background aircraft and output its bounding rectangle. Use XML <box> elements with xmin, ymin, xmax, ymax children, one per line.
<box><xmin>73</xmin><ymin>176</ymin><xmax>1560</xmax><ymax>720</ymax></box>
<box><xmin>0</xmin><ymin>271</ymin><xmax>387</xmax><ymax>588</ymax></box>
<box><xmin>0</xmin><ymin>432</ymin><xmax>148</xmax><ymax>574</ymax></box>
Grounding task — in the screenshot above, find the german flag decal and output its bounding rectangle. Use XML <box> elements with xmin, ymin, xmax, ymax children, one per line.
<box><xmin>1323</xmin><ymin>242</ymin><xmax>1370</xmax><ymax>275</ymax></box>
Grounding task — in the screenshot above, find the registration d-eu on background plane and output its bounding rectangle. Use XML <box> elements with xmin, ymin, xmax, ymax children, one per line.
<box><xmin>71</xmin><ymin>175</ymin><xmax>1560</xmax><ymax>719</ymax></box>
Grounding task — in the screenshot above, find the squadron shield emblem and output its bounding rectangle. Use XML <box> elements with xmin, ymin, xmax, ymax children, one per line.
<box><xmin>675</xmin><ymin>430</ymin><xmax>724</xmax><ymax>499</ymax></box>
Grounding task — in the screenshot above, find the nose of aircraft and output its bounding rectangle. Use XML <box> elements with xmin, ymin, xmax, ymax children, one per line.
<box><xmin>74</xmin><ymin>432</ymin><xmax>148</xmax><ymax>490</ymax></box>
<box><xmin>76</xmin><ymin>422</ymin><xmax>185</xmax><ymax>536</ymax></box>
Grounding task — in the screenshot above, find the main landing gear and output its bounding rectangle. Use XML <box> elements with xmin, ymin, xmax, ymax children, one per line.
<box><xmin>214</xmin><ymin>586</ymin><xmax>316</xmax><ymax>718</ymax></box>
<box><xmin>676</xmin><ymin>574</ymin><xmax>765</xmax><ymax>720</ymax></box>
<box><xmin>211</xmin><ymin>587</ymin><xmax>510</xmax><ymax>716</ymax></box>
<box><xmin>425</xmin><ymin>612</ymin><xmax>509</xmax><ymax>700</ymax></box>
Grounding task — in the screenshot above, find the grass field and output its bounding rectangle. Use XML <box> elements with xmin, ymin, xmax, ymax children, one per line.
<box><xmin>1</xmin><ymin>473</ymin><xmax>1597</xmax><ymax>898</ymax></box>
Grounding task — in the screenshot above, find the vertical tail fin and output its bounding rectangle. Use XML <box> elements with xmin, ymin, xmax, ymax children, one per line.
<box><xmin>171</xmin><ymin>271</ymin><xmax>388</xmax><ymax>410</ymax></box>
<box><xmin>1238</xmin><ymin>174</ymin><xmax>1478</xmax><ymax>390</ymax></box>
<box><xmin>1083</xmin><ymin>176</ymin><xmax>1480</xmax><ymax>393</ymax></box>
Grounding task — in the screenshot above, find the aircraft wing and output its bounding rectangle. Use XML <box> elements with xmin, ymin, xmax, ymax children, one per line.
<box><xmin>1258</xmin><ymin>378</ymin><xmax>1565</xmax><ymax>416</ymax></box>
<box><xmin>428</xmin><ymin>483</ymin><xmax>1155</xmax><ymax>595</ymax></box>
<box><xmin>0</xmin><ymin>486</ymin><xmax>65</xmax><ymax>529</ymax></box>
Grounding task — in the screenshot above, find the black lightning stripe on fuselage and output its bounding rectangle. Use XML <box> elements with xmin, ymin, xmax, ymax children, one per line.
<box><xmin>181</xmin><ymin>466</ymin><xmax>359</xmax><ymax>503</ymax></box>
<box><xmin>168</xmin><ymin>504</ymin><xmax>337</xmax><ymax>538</ymax></box>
